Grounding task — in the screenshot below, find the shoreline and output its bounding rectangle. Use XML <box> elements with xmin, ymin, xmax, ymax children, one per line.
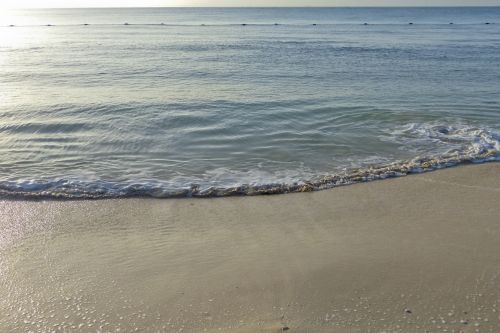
<box><xmin>0</xmin><ymin>158</ymin><xmax>498</xmax><ymax>200</ymax></box>
<box><xmin>1</xmin><ymin>163</ymin><xmax>499</xmax><ymax>332</ymax></box>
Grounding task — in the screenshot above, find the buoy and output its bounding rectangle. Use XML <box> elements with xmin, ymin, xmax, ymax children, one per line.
<box><xmin>409</xmin><ymin>22</ymin><xmax>413</xmax><ymax>25</ymax></box>
<box><xmin>363</xmin><ymin>23</ymin><xmax>368</xmax><ymax>25</ymax></box>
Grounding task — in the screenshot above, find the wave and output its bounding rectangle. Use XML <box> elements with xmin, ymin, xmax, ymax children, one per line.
<box><xmin>0</xmin><ymin>123</ymin><xmax>498</xmax><ymax>200</ymax></box>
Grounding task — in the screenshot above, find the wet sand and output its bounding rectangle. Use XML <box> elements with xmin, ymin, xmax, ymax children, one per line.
<box><xmin>1</xmin><ymin>163</ymin><xmax>499</xmax><ymax>333</ymax></box>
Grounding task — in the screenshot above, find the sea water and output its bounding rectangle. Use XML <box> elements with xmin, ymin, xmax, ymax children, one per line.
<box><xmin>0</xmin><ymin>7</ymin><xmax>499</xmax><ymax>198</ymax></box>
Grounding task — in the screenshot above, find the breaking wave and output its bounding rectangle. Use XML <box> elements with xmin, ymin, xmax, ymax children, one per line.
<box><xmin>0</xmin><ymin>123</ymin><xmax>498</xmax><ymax>200</ymax></box>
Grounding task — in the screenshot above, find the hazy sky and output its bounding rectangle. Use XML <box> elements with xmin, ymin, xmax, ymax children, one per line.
<box><xmin>2</xmin><ymin>0</ymin><xmax>500</xmax><ymax>8</ymax></box>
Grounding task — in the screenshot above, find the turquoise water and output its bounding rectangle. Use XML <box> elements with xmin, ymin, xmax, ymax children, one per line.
<box><xmin>0</xmin><ymin>8</ymin><xmax>499</xmax><ymax>198</ymax></box>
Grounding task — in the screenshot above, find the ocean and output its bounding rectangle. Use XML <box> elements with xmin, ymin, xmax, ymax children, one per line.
<box><xmin>0</xmin><ymin>7</ymin><xmax>499</xmax><ymax>198</ymax></box>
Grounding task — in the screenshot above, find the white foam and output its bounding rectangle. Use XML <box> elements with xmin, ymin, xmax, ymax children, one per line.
<box><xmin>0</xmin><ymin>122</ymin><xmax>498</xmax><ymax>199</ymax></box>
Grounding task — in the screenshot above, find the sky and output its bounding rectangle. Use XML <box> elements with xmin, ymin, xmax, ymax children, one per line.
<box><xmin>1</xmin><ymin>0</ymin><xmax>500</xmax><ymax>8</ymax></box>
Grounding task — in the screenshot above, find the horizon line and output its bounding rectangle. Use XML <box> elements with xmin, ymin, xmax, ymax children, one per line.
<box><xmin>5</xmin><ymin>5</ymin><xmax>500</xmax><ymax>9</ymax></box>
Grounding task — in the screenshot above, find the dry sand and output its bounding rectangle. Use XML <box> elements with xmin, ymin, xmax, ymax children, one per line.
<box><xmin>1</xmin><ymin>163</ymin><xmax>499</xmax><ymax>333</ymax></box>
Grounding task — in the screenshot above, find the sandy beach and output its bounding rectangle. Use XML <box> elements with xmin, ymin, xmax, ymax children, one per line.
<box><xmin>1</xmin><ymin>163</ymin><xmax>499</xmax><ymax>333</ymax></box>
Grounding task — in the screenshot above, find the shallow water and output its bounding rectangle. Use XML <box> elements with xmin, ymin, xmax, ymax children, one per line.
<box><xmin>1</xmin><ymin>165</ymin><xmax>500</xmax><ymax>332</ymax></box>
<box><xmin>0</xmin><ymin>8</ymin><xmax>499</xmax><ymax>198</ymax></box>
